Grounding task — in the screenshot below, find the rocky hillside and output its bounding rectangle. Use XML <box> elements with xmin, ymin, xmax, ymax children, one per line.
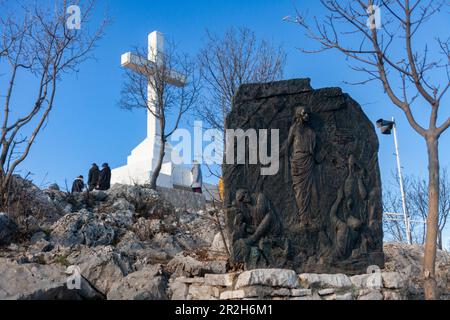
<box><xmin>0</xmin><ymin>177</ymin><xmax>449</xmax><ymax>300</ymax></box>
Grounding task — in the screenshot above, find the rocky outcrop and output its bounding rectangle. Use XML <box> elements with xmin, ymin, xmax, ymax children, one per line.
<box><xmin>66</xmin><ymin>245</ymin><xmax>132</xmax><ymax>295</ymax></box>
<box><xmin>383</xmin><ymin>243</ymin><xmax>450</xmax><ymax>299</ymax></box>
<box><xmin>0</xmin><ymin>258</ymin><xmax>102</xmax><ymax>300</ymax></box>
<box><xmin>105</xmin><ymin>184</ymin><xmax>174</xmax><ymax>219</ymax></box>
<box><xmin>1</xmin><ymin>176</ymin><xmax>449</xmax><ymax>300</ymax></box>
<box><xmin>167</xmin><ymin>252</ymin><xmax>227</xmax><ymax>278</ymax></box>
<box><xmin>51</xmin><ymin>211</ymin><xmax>116</xmax><ymax>247</ymax></box>
<box><xmin>0</xmin><ymin>178</ymin><xmax>226</xmax><ymax>300</ymax></box>
<box><xmin>107</xmin><ymin>264</ymin><xmax>168</xmax><ymax>300</ymax></box>
<box><xmin>9</xmin><ymin>175</ymin><xmax>64</xmax><ymax>230</ymax></box>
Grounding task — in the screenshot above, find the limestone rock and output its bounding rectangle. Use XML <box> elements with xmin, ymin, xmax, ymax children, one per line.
<box><xmin>104</xmin><ymin>209</ymin><xmax>134</xmax><ymax>230</ymax></box>
<box><xmin>291</xmin><ymin>288</ymin><xmax>312</xmax><ymax>297</ymax></box>
<box><xmin>28</xmin><ymin>239</ymin><xmax>54</xmax><ymax>254</ymax></box>
<box><xmin>67</xmin><ymin>245</ymin><xmax>131</xmax><ymax>295</ymax></box>
<box><xmin>175</xmin><ymin>277</ymin><xmax>205</xmax><ymax>284</ymax></box>
<box><xmin>51</xmin><ymin>211</ymin><xmax>115</xmax><ymax>247</ymax></box>
<box><xmin>188</xmin><ymin>284</ymin><xmax>220</xmax><ymax>300</ymax></box>
<box><xmin>220</xmin><ymin>290</ymin><xmax>246</xmax><ymax>300</ymax></box>
<box><xmin>358</xmin><ymin>289</ymin><xmax>383</xmax><ymax>300</ymax></box>
<box><xmin>107</xmin><ymin>265</ymin><xmax>167</xmax><ymax>300</ymax></box>
<box><xmin>9</xmin><ymin>175</ymin><xmax>63</xmax><ymax>230</ymax></box>
<box><xmin>220</xmin><ymin>286</ymin><xmax>273</xmax><ymax>300</ymax></box>
<box><xmin>318</xmin><ymin>288</ymin><xmax>335</xmax><ymax>296</ymax></box>
<box><xmin>204</xmin><ymin>273</ymin><xmax>237</xmax><ymax>287</ymax></box>
<box><xmin>210</xmin><ymin>232</ymin><xmax>229</xmax><ymax>256</ymax></box>
<box><xmin>169</xmin><ymin>281</ymin><xmax>189</xmax><ymax>300</ymax></box>
<box><xmin>350</xmin><ymin>273</ymin><xmax>382</xmax><ymax>289</ymax></box>
<box><xmin>106</xmin><ymin>184</ymin><xmax>174</xmax><ymax>218</ymax></box>
<box><xmin>167</xmin><ymin>253</ymin><xmax>225</xmax><ymax>277</ymax></box>
<box><xmin>298</xmin><ymin>273</ymin><xmax>352</xmax><ymax>289</ymax></box>
<box><xmin>383</xmin><ymin>243</ymin><xmax>450</xmax><ymax>298</ymax></box>
<box><xmin>132</xmin><ymin>218</ymin><xmax>160</xmax><ymax>241</ymax></box>
<box><xmin>0</xmin><ymin>258</ymin><xmax>102</xmax><ymax>300</ymax></box>
<box><xmin>104</xmin><ymin>198</ymin><xmax>135</xmax><ymax>214</ymax></box>
<box><xmin>272</xmin><ymin>288</ymin><xmax>291</xmax><ymax>296</ymax></box>
<box><xmin>336</xmin><ymin>292</ymin><xmax>354</xmax><ymax>300</ymax></box>
<box><xmin>115</xmin><ymin>231</ymin><xmax>172</xmax><ymax>265</ymax></box>
<box><xmin>383</xmin><ymin>289</ymin><xmax>405</xmax><ymax>300</ymax></box>
<box><xmin>91</xmin><ymin>190</ymin><xmax>109</xmax><ymax>202</ymax></box>
<box><xmin>381</xmin><ymin>272</ymin><xmax>405</xmax><ymax>289</ymax></box>
<box><xmin>235</xmin><ymin>269</ymin><xmax>299</xmax><ymax>289</ymax></box>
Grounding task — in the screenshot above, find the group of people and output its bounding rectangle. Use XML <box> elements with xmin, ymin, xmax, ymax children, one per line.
<box><xmin>72</xmin><ymin>162</ymin><xmax>203</xmax><ymax>194</ymax></box>
<box><xmin>71</xmin><ymin>163</ymin><xmax>111</xmax><ymax>193</ymax></box>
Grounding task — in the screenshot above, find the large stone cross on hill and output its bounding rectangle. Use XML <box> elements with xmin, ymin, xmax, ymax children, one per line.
<box><xmin>112</xmin><ymin>31</ymin><xmax>191</xmax><ymax>189</ymax></box>
<box><xmin>121</xmin><ymin>31</ymin><xmax>186</xmax><ymax>139</ymax></box>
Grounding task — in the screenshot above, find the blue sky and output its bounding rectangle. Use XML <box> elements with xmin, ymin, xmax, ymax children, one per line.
<box><xmin>3</xmin><ymin>0</ymin><xmax>449</xmax><ymax>245</ymax></box>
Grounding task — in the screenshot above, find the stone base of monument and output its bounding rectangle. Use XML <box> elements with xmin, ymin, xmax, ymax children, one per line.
<box><xmin>224</xmin><ymin>78</ymin><xmax>385</xmax><ymax>274</ymax></box>
<box><xmin>169</xmin><ymin>269</ymin><xmax>408</xmax><ymax>300</ymax></box>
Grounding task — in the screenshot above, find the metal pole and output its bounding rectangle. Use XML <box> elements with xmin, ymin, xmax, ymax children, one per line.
<box><xmin>392</xmin><ymin>117</ymin><xmax>412</xmax><ymax>244</ymax></box>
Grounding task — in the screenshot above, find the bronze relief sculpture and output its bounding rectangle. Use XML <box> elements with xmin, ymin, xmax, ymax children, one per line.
<box><xmin>223</xmin><ymin>79</ymin><xmax>384</xmax><ymax>274</ymax></box>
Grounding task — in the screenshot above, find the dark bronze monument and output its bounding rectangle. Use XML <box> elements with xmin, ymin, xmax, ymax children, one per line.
<box><xmin>223</xmin><ymin>78</ymin><xmax>384</xmax><ymax>274</ymax></box>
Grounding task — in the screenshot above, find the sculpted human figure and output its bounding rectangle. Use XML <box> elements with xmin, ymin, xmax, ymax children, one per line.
<box><xmin>330</xmin><ymin>187</ymin><xmax>363</xmax><ymax>259</ymax></box>
<box><xmin>231</xmin><ymin>189</ymin><xmax>254</xmax><ymax>242</ymax></box>
<box><xmin>366</xmin><ymin>187</ymin><xmax>383</xmax><ymax>250</ymax></box>
<box><xmin>344</xmin><ymin>155</ymin><xmax>367</xmax><ymax>220</ymax></box>
<box><xmin>229</xmin><ymin>189</ymin><xmax>283</xmax><ymax>268</ymax></box>
<box><xmin>283</xmin><ymin>106</ymin><xmax>318</xmax><ymax>219</ymax></box>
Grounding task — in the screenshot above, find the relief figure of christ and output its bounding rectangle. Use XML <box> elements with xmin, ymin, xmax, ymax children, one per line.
<box><xmin>283</xmin><ymin>106</ymin><xmax>319</xmax><ymax>220</ymax></box>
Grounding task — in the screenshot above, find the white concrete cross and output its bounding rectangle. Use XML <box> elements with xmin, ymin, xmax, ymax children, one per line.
<box><xmin>121</xmin><ymin>31</ymin><xmax>186</xmax><ymax>138</ymax></box>
<box><xmin>112</xmin><ymin>31</ymin><xmax>218</xmax><ymax>198</ymax></box>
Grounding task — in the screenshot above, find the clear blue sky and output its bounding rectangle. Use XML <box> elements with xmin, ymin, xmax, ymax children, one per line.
<box><xmin>5</xmin><ymin>0</ymin><xmax>449</xmax><ymax>245</ymax></box>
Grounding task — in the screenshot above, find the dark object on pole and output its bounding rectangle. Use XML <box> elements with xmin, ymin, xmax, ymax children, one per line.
<box><xmin>376</xmin><ymin>118</ymin><xmax>412</xmax><ymax>245</ymax></box>
<box><xmin>376</xmin><ymin>119</ymin><xmax>395</xmax><ymax>135</ymax></box>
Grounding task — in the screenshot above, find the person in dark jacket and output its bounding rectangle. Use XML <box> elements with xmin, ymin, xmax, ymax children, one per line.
<box><xmin>191</xmin><ymin>161</ymin><xmax>203</xmax><ymax>194</ymax></box>
<box><xmin>88</xmin><ymin>163</ymin><xmax>100</xmax><ymax>191</ymax></box>
<box><xmin>71</xmin><ymin>176</ymin><xmax>85</xmax><ymax>193</ymax></box>
<box><xmin>97</xmin><ymin>163</ymin><xmax>111</xmax><ymax>190</ymax></box>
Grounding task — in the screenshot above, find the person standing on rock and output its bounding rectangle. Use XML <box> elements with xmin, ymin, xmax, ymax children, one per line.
<box><xmin>88</xmin><ymin>163</ymin><xmax>100</xmax><ymax>191</ymax></box>
<box><xmin>97</xmin><ymin>163</ymin><xmax>111</xmax><ymax>190</ymax></box>
<box><xmin>191</xmin><ymin>161</ymin><xmax>203</xmax><ymax>194</ymax></box>
<box><xmin>71</xmin><ymin>175</ymin><xmax>85</xmax><ymax>193</ymax></box>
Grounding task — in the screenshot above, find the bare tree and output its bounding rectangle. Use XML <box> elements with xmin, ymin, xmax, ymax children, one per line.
<box><xmin>383</xmin><ymin>187</ymin><xmax>408</xmax><ymax>243</ymax></box>
<box><xmin>198</xmin><ymin>26</ymin><xmax>286</xmax><ymax>134</ymax></box>
<box><xmin>0</xmin><ymin>0</ymin><xmax>107</xmax><ymax>208</ymax></box>
<box><xmin>384</xmin><ymin>169</ymin><xmax>450</xmax><ymax>247</ymax></box>
<box><xmin>292</xmin><ymin>0</ymin><xmax>449</xmax><ymax>299</ymax></box>
<box><xmin>408</xmin><ymin>169</ymin><xmax>450</xmax><ymax>249</ymax></box>
<box><xmin>197</xmin><ymin>27</ymin><xmax>286</xmax><ymax>179</ymax></box>
<box><xmin>119</xmin><ymin>42</ymin><xmax>200</xmax><ymax>189</ymax></box>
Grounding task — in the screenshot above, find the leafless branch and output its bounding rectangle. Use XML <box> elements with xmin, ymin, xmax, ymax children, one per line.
<box><xmin>197</xmin><ymin>26</ymin><xmax>286</xmax><ymax>137</ymax></box>
<box><xmin>0</xmin><ymin>0</ymin><xmax>108</xmax><ymax>206</ymax></box>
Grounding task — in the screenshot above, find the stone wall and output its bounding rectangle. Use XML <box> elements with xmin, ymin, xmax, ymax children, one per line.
<box><xmin>157</xmin><ymin>187</ymin><xmax>206</xmax><ymax>212</ymax></box>
<box><xmin>169</xmin><ymin>269</ymin><xmax>413</xmax><ymax>300</ymax></box>
<box><xmin>157</xmin><ymin>184</ymin><xmax>220</xmax><ymax>212</ymax></box>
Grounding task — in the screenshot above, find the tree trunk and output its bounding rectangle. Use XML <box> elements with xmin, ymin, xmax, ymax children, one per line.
<box><xmin>149</xmin><ymin>135</ymin><xmax>166</xmax><ymax>190</ymax></box>
<box><xmin>423</xmin><ymin>135</ymin><xmax>440</xmax><ymax>300</ymax></box>
<box><xmin>0</xmin><ymin>174</ymin><xmax>11</xmax><ymax>209</ymax></box>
